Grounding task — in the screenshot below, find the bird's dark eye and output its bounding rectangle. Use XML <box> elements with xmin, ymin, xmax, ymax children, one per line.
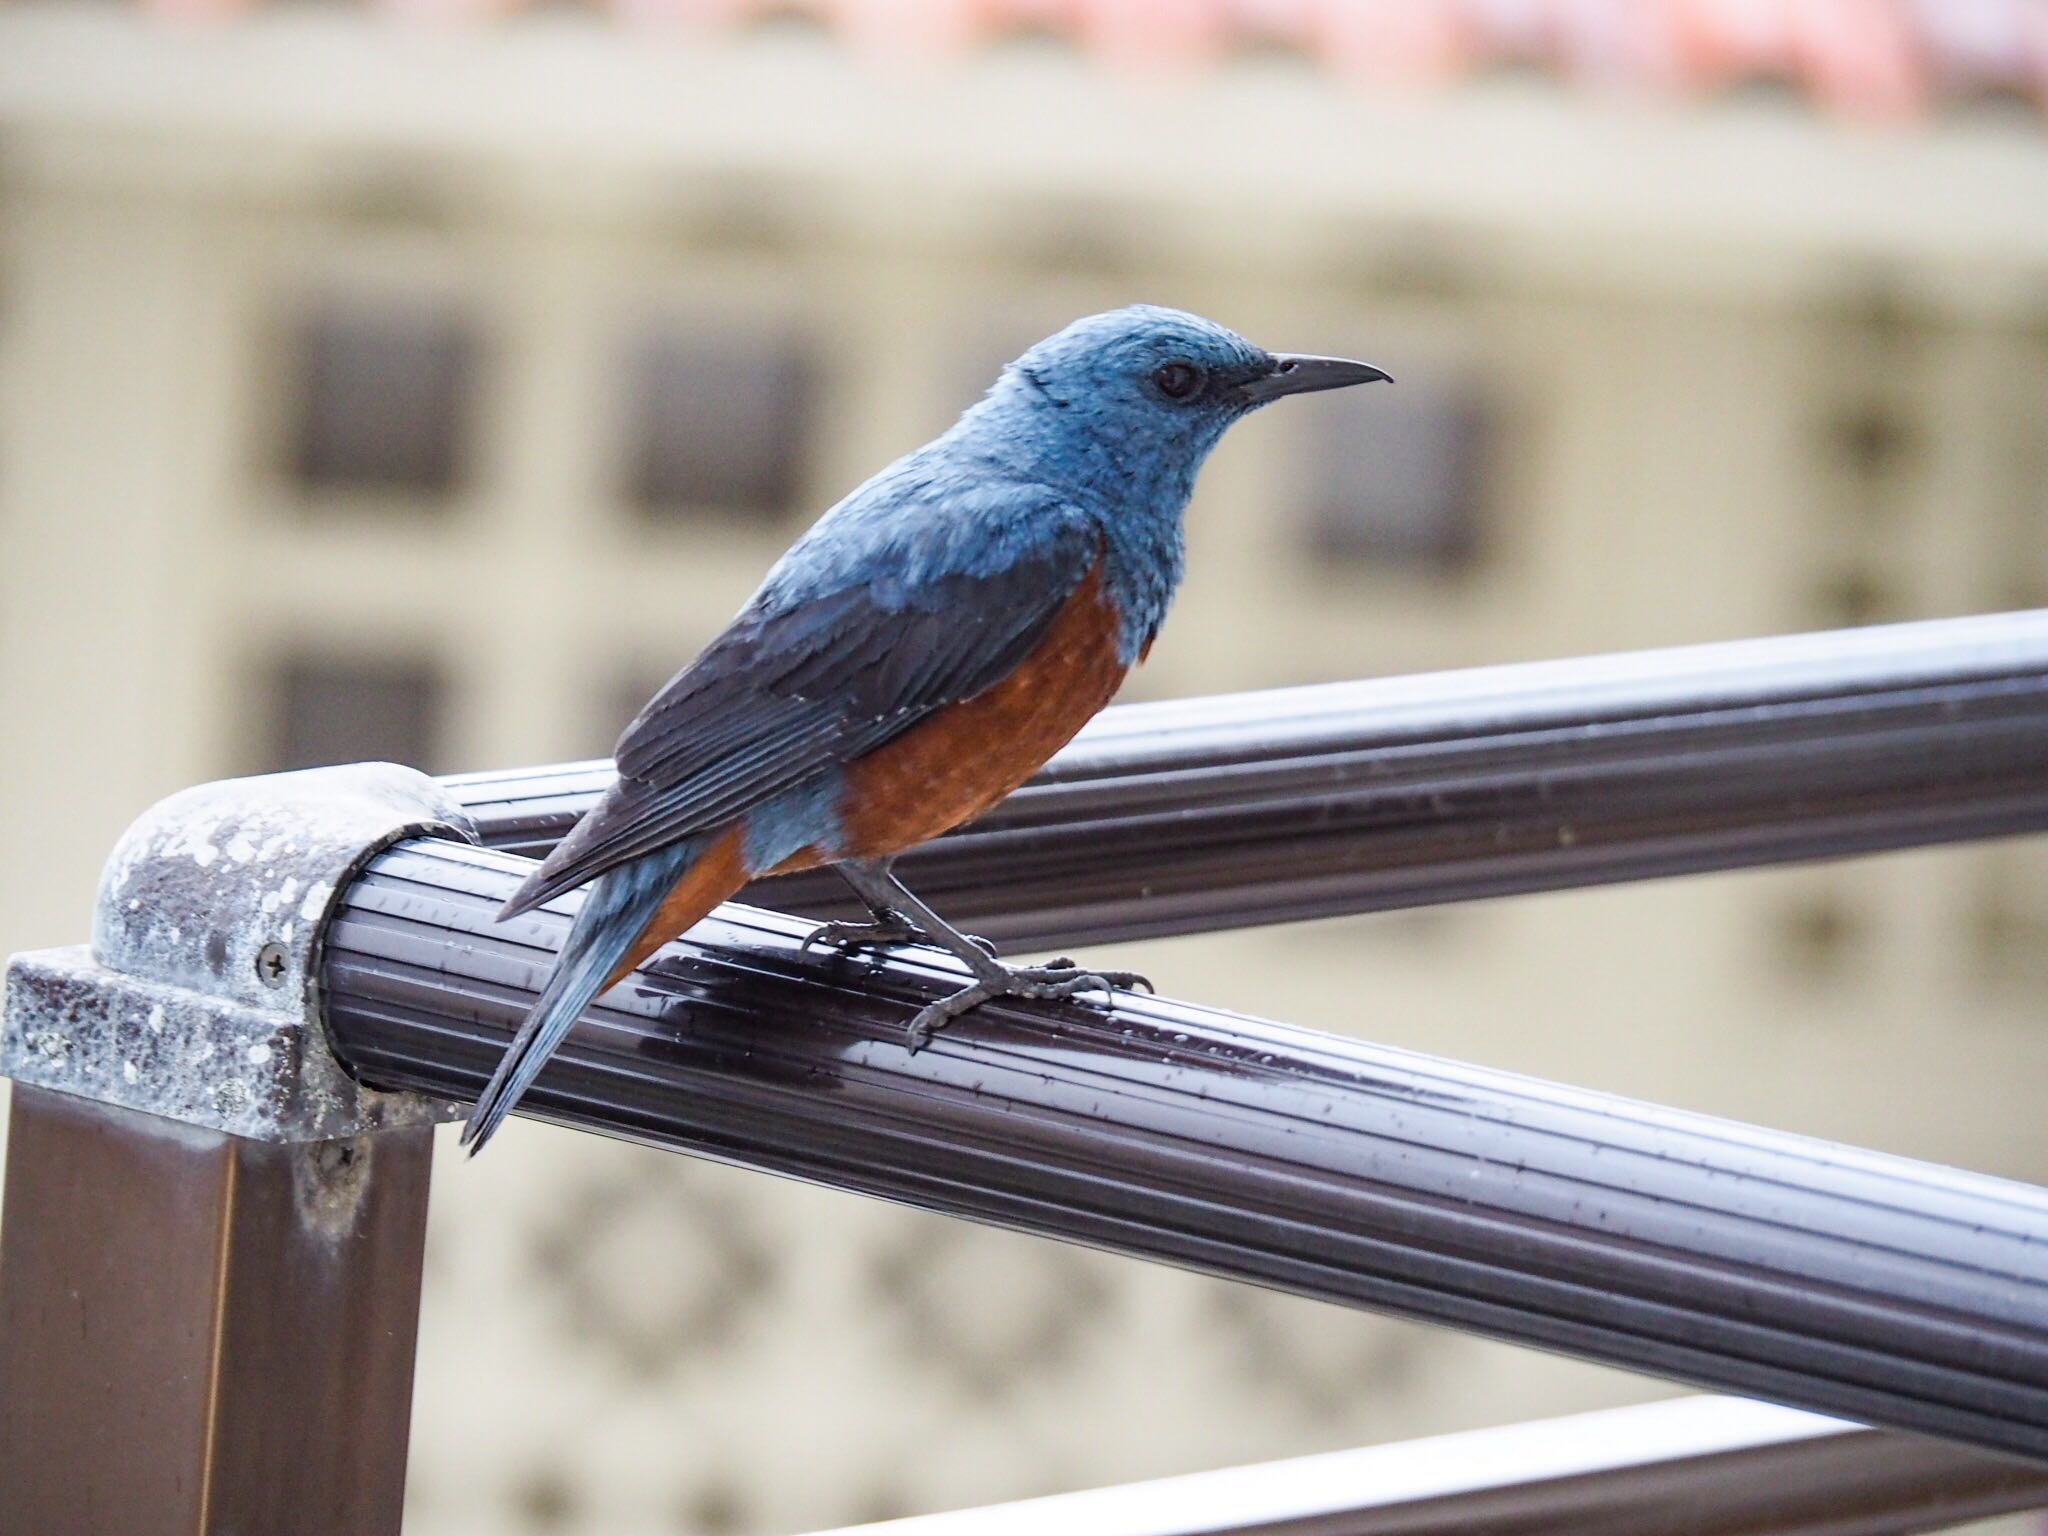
<box><xmin>1152</xmin><ymin>361</ymin><xmax>1204</xmax><ymax>401</ymax></box>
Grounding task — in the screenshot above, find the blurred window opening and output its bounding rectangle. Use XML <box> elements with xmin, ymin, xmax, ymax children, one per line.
<box><xmin>1300</xmin><ymin>372</ymin><xmax>1490</xmax><ymax>572</ymax></box>
<box><xmin>620</xmin><ymin>318</ymin><xmax>818</xmax><ymax>523</ymax></box>
<box><xmin>1775</xmin><ymin>893</ymin><xmax>1868</xmax><ymax>981</ymax></box>
<box><xmin>1814</xmin><ymin>566</ymin><xmax>1902</xmax><ymax>629</ymax></box>
<box><xmin>283</xmin><ymin>295</ymin><xmax>479</xmax><ymax>498</ymax></box>
<box><xmin>1831</xmin><ymin>402</ymin><xmax>1918</xmax><ymax>484</ymax></box>
<box><xmin>264</xmin><ymin>651</ymin><xmax>447</xmax><ymax>774</ymax></box>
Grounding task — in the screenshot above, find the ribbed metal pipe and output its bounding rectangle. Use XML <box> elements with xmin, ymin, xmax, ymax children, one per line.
<box><xmin>440</xmin><ymin>609</ymin><xmax>2048</xmax><ymax>949</ymax></box>
<box><xmin>322</xmin><ymin>839</ymin><xmax>2048</xmax><ymax>1463</ymax></box>
<box><xmin>807</xmin><ymin>1397</ymin><xmax>2048</xmax><ymax>1536</ymax></box>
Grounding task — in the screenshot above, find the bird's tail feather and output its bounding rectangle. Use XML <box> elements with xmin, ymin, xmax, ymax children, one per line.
<box><xmin>461</xmin><ymin>843</ymin><xmax>696</xmax><ymax>1153</ymax></box>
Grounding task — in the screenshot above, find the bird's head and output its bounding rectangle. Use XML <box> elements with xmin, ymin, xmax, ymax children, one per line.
<box><xmin>976</xmin><ymin>305</ymin><xmax>1389</xmax><ymax>488</ymax></box>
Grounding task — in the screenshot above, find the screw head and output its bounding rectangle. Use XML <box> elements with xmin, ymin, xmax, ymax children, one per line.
<box><xmin>255</xmin><ymin>943</ymin><xmax>289</xmax><ymax>988</ymax></box>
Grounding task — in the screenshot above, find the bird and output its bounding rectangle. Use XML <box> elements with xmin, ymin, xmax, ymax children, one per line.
<box><xmin>460</xmin><ymin>305</ymin><xmax>1388</xmax><ymax>1151</ymax></box>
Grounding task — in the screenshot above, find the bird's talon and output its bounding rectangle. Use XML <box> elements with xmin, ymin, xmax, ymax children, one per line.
<box><xmin>803</xmin><ymin>913</ymin><xmax>930</xmax><ymax>956</ymax></box>
<box><xmin>900</xmin><ymin>959</ymin><xmax>1154</xmax><ymax>1050</ymax></box>
<box><xmin>904</xmin><ymin>977</ymin><xmax>1001</xmax><ymax>1051</ymax></box>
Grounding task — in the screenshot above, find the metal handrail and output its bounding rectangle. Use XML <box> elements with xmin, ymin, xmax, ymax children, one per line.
<box><xmin>804</xmin><ymin>1396</ymin><xmax>2048</xmax><ymax>1536</ymax></box>
<box><xmin>442</xmin><ymin>608</ymin><xmax>2048</xmax><ymax>949</ymax></box>
<box><xmin>324</xmin><ymin>837</ymin><xmax>2048</xmax><ymax>1462</ymax></box>
<box><xmin>11</xmin><ymin>612</ymin><xmax>2048</xmax><ymax>1525</ymax></box>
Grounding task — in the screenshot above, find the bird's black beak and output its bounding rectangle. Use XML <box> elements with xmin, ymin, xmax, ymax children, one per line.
<box><xmin>1236</xmin><ymin>353</ymin><xmax>1393</xmax><ymax>405</ymax></box>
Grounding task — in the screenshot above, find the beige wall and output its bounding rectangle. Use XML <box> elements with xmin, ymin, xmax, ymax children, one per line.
<box><xmin>3</xmin><ymin>10</ymin><xmax>2047</xmax><ymax>1533</ymax></box>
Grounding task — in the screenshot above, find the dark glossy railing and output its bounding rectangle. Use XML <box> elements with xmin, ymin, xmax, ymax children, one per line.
<box><xmin>326</xmin><ymin>833</ymin><xmax>2048</xmax><ymax>1462</ymax></box>
<box><xmin>443</xmin><ymin>609</ymin><xmax>2048</xmax><ymax>949</ymax></box>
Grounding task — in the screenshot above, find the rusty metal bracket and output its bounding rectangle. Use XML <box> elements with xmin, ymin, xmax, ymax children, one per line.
<box><xmin>2</xmin><ymin>761</ymin><xmax>476</xmax><ymax>1141</ymax></box>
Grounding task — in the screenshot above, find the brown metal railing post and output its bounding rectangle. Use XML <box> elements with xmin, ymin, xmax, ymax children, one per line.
<box><xmin>0</xmin><ymin>1089</ymin><xmax>432</xmax><ymax>1533</ymax></box>
<box><xmin>0</xmin><ymin>764</ymin><xmax>476</xmax><ymax>1535</ymax></box>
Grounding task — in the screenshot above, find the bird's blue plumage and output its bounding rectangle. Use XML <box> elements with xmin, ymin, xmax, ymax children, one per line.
<box><xmin>757</xmin><ymin>306</ymin><xmax>1271</xmax><ymax>663</ymax></box>
<box><xmin>463</xmin><ymin>839</ymin><xmax>698</xmax><ymax>1150</ymax></box>
<box><xmin>464</xmin><ymin>305</ymin><xmax>1380</xmax><ymax>1152</ymax></box>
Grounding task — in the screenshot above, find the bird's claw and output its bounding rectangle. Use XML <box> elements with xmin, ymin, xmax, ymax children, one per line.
<box><xmin>903</xmin><ymin>961</ymin><xmax>1154</xmax><ymax>1052</ymax></box>
<box><xmin>1039</xmin><ymin>958</ymin><xmax>1153</xmax><ymax>994</ymax></box>
<box><xmin>802</xmin><ymin>913</ymin><xmax>1000</xmax><ymax>961</ymax></box>
<box><xmin>801</xmin><ymin>914</ymin><xmax>927</xmax><ymax>956</ymax></box>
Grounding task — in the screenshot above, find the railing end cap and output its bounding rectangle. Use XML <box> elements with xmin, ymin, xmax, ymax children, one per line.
<box><xmin>2</xmin><ymin>763</ymin><xmax>476</xmax><ymax>1141</ymax></box>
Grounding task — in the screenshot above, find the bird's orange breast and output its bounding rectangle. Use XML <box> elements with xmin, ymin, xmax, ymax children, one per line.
<box><xmin>835</xmin><ymin>560</ymin><xmax>1127</xmax><ymax>859</ymax></box>
<box><xmin>598</xmin><ymin>562</ymin><xmax>1126</xmax><ymax>988</ymax></box>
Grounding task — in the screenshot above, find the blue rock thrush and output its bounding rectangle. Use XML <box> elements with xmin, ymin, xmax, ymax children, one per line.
<box><xmin>463</xmin><ymin>305</ymin><xmax>1387</xmax><ymax>1151</ymax></box>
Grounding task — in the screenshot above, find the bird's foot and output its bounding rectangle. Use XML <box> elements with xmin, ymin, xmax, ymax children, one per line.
<box><xmin>801</xmin><ymin>912</ymin><xmax>925</xmax><ymax>955</ymax></box>
<box><xmin>904</xmin><ymin>960</ymin><xmax>1155</xmax><ymax>1053</ymax></box>
<box><xmin>802</xmin><ymin>912</ymin><xmax>999</xmax><ymax>960</ymax></box>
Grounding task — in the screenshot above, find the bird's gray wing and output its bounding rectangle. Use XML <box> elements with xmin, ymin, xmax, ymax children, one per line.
<box><xmin>499</xmin><ymin>527</ymin><xmax>1097</xmax><ymax>917</ymax></box>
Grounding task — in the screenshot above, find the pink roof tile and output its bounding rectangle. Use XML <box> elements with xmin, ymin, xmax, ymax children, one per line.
<box><xmin>155</xmin><ymin>0</ymin><xmax>2048</xmax><ymax>121</ymax></box>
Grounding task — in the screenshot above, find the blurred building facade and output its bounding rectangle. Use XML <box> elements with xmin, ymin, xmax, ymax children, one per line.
<box><xmin>3</xmin><ymin>4</ymin><xmax>2048</xmax><ymax>1533</ymax></box>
